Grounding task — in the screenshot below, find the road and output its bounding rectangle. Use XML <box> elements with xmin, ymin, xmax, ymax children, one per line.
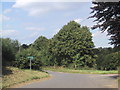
<box><xmin>21</xmin><ymin>71</ymin><xmax>118</xmax><ymax>88</ymax></box>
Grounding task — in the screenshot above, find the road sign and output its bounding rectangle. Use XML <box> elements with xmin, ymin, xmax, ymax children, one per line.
<box><xmin>27</xmin><ymin>56</ymin><xmax>34</xmax><ymax>70</ymax></box>
<box><xmin>27</xmin><ymin>56</ymin><xmax>34</xmax><ymax>60</ymax></box>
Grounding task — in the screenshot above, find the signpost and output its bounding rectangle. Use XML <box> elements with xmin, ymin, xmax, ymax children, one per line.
<box><xmin>27</xmin><ymin>56</ymin><xmax>34</xmax><ymax>70</ymax></box>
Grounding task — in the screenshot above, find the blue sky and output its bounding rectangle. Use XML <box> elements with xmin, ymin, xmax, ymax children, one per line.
<box><xmin>0</xmin><ymin>1</ymin><xmax>113</xmax><ymax>48</ymax></box>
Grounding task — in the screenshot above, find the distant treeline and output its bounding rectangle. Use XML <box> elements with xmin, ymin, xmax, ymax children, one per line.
<box><xmin>94</xmin><ymin>47</ymin><xmax>120</xmax><ymax>70</ymax></box>
<box><xmin>1</xmin><ymin>21</ymin><xmax>120</xmax><ymax>71</ymax></box>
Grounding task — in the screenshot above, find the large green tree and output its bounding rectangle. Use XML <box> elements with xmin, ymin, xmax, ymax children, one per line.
<box><xmin>90</xmin><ymin>2</ymin><xmax>120</xmax><ymax>46</ymax></box>
<box><xmin>49</xmin><ymin>21</ymin><xmax>96</xmax><ymax>68</ymax></box>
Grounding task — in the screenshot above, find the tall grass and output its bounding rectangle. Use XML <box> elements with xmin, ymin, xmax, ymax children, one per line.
<box><xmin>2</xmin><ymin>67</ymin><xmax>49</xmax><ymax>88</ymax></box>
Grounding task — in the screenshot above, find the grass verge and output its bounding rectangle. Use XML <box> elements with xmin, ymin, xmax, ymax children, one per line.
<box><xmin>2</xmin><ymin>67</ymin><xmax>49</xmax><ymax>88</ymax></box>
<box><xmin>43</xmin><ymin>66</ymin><xmax>118</xmax><ymax>74</ymax></box>
<box><xmin>0</xmin><ymin>77</ymin><xmax>2</xmax><ymax>89</ymax></box>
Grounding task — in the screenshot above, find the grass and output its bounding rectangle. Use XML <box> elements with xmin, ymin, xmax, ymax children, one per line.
<box><xmin>43</xmin><ymin>66</ymin><xmax>118</xmax><ymax>74</ymax></box>
<box><xmin>2</xmin><ymin>67</ymin><xmax>49</xmax><ymax>88</ymax></box>
<box><xmin>0</xmin><ymin>77</ymin><xmax>2</xmax><ymax>89</ymax></box>
<box><xmin>119</xmin><ymin>77</ymin><xmax>120</xmax><ymax>87</ymax></box>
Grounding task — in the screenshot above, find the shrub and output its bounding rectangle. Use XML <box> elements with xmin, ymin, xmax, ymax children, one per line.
<box><xmin>14</xmin><ymin>48</ymin><xmax>42</xmax><ymax>70</ymax></box>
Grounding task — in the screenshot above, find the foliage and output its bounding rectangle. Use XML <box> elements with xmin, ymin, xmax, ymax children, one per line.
<box><xmin>14</xmin><ymin>48</ymin><xmax>42</xmax><ymax>70</ymax></box>
<box><xmin>94</xmin><ymin>47</ymin><xmax>120</xmax><ymax>70</ymax></box>
<box><xmin>31</xmin><ymin>36</ymin><xmax>52</xmax><ymax>66</ymax></box>
<box><xmin>2</xmin><ymin>38</ymin><xmax>20</xmax><ymax>66</ymax></box>
<box><xmin>2</xmin><ymin>20</ymin><xmax>119</xmax><ymax>71</ymax></box>
<box><xmin>32</xmin><ymin>36</ymin><xmax>48</xmax><ymax>51</ymax></box>
<box><xmin>48</xmin><ymin>21</ymin><xmax>96</xmax><ymax>68</ymax></box>
<box><xmin>20</xmin><ymin>44</ymin><xmax>29</xmax><ymax>50</ymax></box>
<box><xmin>90</xmin><ymin>2</ymin><xmax>120</xmax><ymax>46</ymax></box>
<box><xmin>99</xmin><ymin>51</ymin><xmax>120</xmax><ymax>70</ymax></box>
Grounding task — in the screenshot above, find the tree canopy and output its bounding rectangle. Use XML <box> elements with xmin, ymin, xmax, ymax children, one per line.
<box><xmin>48</xmin><ymin>21</ymin><xmax>96</xmax><ymax>68</ymax></box>
<box><xmin>90</xmin><ymin>2</ymin><xmax>120</xmax><ymax>46</ymax></box>
<box><xmin>2</xmin><ymin>38</ymin><xmax>20</xmax><ymax>66</ymax></box>
<box><xmin>32</xmin><ymin>36</ymin><xmax>48</xmax><ymax>51</ymax></box>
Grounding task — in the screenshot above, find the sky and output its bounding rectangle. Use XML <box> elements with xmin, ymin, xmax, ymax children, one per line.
<box><xmin>0</xmin><ymin>0</ymin><xmax>113</xmax><ymax>48</ymax></box>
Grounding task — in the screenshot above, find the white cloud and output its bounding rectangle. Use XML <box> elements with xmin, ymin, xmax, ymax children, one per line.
<box><xmin>12</xmin><ymin>0</ymin><xmax>72</xmax><ymax>16</ymax></box>
<box><xmin>3</xmin><ymin>9</ymin><xmax>12</xmax><ymax>14</ymax></box>
<box><xmin>0</xmin><ymin>30</ymin><xmax>18</xmax><ymax>37</ymax></box>
<box><xmin>0</xmin><ymin>14</ymin><xmax>10</xmax><ymax>21</ymax></box>
<box><xmin>25</xmin><ymin>27</ymin><xmax>45</xmax><ymax>31</ymax></box>
<box><xmin>74</xmin><ymin>19</ymin><xmax>82</xmax><ymax>23</ymax></box>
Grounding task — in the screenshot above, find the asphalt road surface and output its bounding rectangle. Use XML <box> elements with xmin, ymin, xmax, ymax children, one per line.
<box><xmin>21</xmin><ymin>71</ymin><xmax>118</xmax><ymax>88</ymax></box>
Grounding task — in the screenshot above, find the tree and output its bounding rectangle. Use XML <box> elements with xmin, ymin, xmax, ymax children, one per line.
<box><xmin>48</xmin><ymin>21</ymin><xmax>96</xmax><ymax>68</ymax></box>
<box><xmin>31</xmin><ymin>36</ymin><xmax>51</xmax><ymax>66</ymax></box>
<box><xmin>32</xmin><ymin>36</ymin><xmax>48</xmax><ymax>51</ymax></box>
<box><xmin>90</xmin><ymin>2</ymin><xmax>120</xmax><ymax>46</ymax></box>
<box><xmin>2</xmin><ymin>38</ymin><xmax>20</xmax><ymax>66</ymax></box>
<box><xmin>94</xmin><ymin>47</ymin><xmax>120</xmax><ymax>70</ymax></box>
<box><xmin>102</xmin><ymin>51</ymin><xmax>120</xmax><ymax>70</ymax></box>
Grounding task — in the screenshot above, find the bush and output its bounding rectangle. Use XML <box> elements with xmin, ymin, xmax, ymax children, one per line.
<box><xmin>14</xmin><ymin>48</ymin><xmax>42</xmax><ymax>70</ymax></box>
